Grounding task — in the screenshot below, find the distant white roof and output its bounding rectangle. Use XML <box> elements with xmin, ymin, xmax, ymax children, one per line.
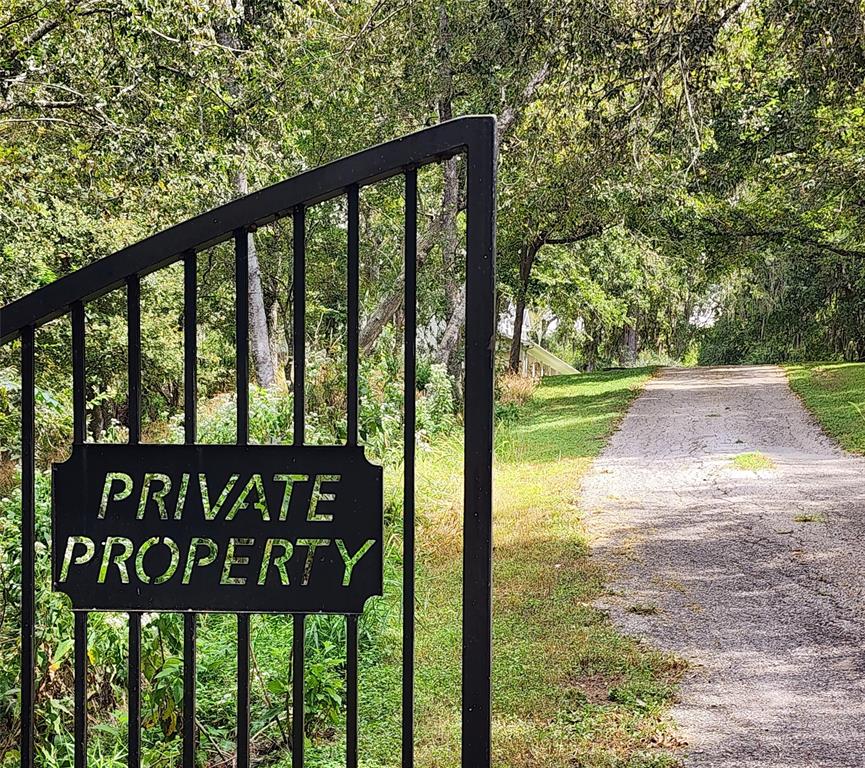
<box><xmin>522</xmin><ymin>340</ymin><xmax>579</xmax><ymax>375</ymax></box>
<box><xmin>499</xmin><ymin>334</ymin><xmax>579</xmax><ymax>375</ymax></box>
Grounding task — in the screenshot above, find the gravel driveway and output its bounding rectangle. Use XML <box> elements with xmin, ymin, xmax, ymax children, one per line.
<box><xmin>581</xmin><ymin>365</ymin><xmax>865</xmax><ymax>767</ymax></box>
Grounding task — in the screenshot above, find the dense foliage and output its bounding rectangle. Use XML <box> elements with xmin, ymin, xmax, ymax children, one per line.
<box><xmin>0</xmin><ymin>340</ymin><xmax>457</xmax><ymax>766</ymax></box>
<box><xmin>2</xmin><ymin>0</ymin><xmax>865</xmax><ymax>764</ymax></box>
<box><xmin>4</xmin><ymin>1</ymin><xmax>864</xmax><ymax>373</ymax></box>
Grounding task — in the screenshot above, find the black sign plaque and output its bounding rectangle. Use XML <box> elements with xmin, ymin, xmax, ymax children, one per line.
<box><xmin>52</xmin><ymin>444</ymin><xmax>383</xmax><ymax>614</ymax></box>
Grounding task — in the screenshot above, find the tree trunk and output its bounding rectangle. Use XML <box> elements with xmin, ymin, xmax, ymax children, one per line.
<box><xmin>509</xmin><ymin>288</ymin><xmax>528</xmax><ymax>372</ymax></box>
<box><xmin>440</xmin><ymin>156</ymin><xmax>460</xmax><ymax>307</ymax></box>
<box><xmin>268</xmin><ymin>299</ymin><xmax>283</xmax><ymax>386</ymax></box>
<box><xmin>245</xmin><ymin>229</ymin><xmax>277</xmax><ymax>388</ymax></box>
<box><xmin>359</xmin><ymin>272</ymin><xmax>407</xmax><ymax>353</ymax></box>
<box><xmin>435</xmin><ymin>154</ymin><xmax>462</xmax><ymax>370</ymax></box>
<box><xmin>621</xmin><ymin>324</ymin><xmax>637</xmax><ymax>365</ymax></box>
<box><xmin>357</xmin><ymin>57</ymin><xmax>551</xmax><ymax>354</ymax></box>
<box><xmin>215</xmin><ymin>2</ymin><xmax>276</xmax><ymax>389</ymax></box>
<box><xmin>437</xmin><ymin>3</ymin><xmax>461</xmax><ymax>321</ymax></box>
<box><xmin>435</xmin><ymin>282</ymin><xmax>466</xmax><ymax>378</ymax></box>
<box><xmin>358</xmin><ymin>160</ymin><xmax>461</xmax><ymax>355</ymax></box>
<box><xmin>508</xmin><ymin>239</ymin><xmax>542</xmax><ymax>372</ymax></box>
<box><xmin>235</xmin><ymin>170</ymin><xmax>276</xmax><ymax>388</ymax></box>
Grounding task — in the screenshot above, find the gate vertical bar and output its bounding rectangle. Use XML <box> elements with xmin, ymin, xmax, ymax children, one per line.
<box><xmin>292</xmin><ymin>614</ymin><xmax>305</xmax><ymax>768</ymax></box>
<box><xmin>345</xmin><ymin>184</ymin><xmax>360</xmax><ymax>768</ymax></box>
<box><xmin>183</xmin><ymin>251</ymin><xmax>198</xmax><ymax>767</ymax></box>
<box><xmin>128</xmin><ymin>614</ymin><xmax>140</xmax><ymax>767</ymax></box>
<box><xmin>72</xmin><ymin>301</ymin><xmax>88</xmax><ymax>767</ymax></box>
<box><xmin>237</xmin><ymin>623</ymin><xmax>250</xmax><ymax>766</ymax></box>
<box><xmin>462</xmin><ymin>119</ymin><xmax>496</xmax><ymax>768</ymax></box>
<box><xmin>236</xmin><ymin>232</ymin><xmax>250</xmax><ymax>446</ymax></box>
<box><xmin>401</xmin><ymin>168</ymin><xmax>417</xmax><ymax>768</ymax></box>
<box><xmin>127</xmin><ymin>276</ymin><xmax>141</xmax><ymax>444</ymax></box>
<box><xmin>183</xmin><ymin>616</ymin><xmax>197</xmax><ymax>765</ymax></box>
<box><xmin>293</xmin><ymin>206</ymin><xmax>305</xmax><ymax>447</ymax></box>
<box><xmin>126</xmin><ymin>275</ymin><xmax>141</xmax><ymax>768</ymax></box>
<box><xmin>74</xmin><ymin>614</ymin><xmax>88</xmax><ymax>767</ymax></box>
<box><xmin>184</xmin><ymin>251</ymin><xmax>198</xmax><ymax>444</ymax></box>
<box><xmin>20</xmin><ymin>325</ymin><xmax>35</xmax><ymax>768</ymax></box>
<box><xmin>292</xmin><ymin>205</ymin><xmax>306</xmax><ymax>768</ymax></box>
<box><xmin>346</xmin><ymin>617</ymin><xmax>358</xmax><ymax>768</ymax></box>
<box><xmin>346</xmin><ymin>185</ymin><xmax>359</xmax><ymax>447</ymax></box>
<box><xmin>235</xmin><ymin>232</ymin><xmax>250</xmax><ymax>768</ymax></box>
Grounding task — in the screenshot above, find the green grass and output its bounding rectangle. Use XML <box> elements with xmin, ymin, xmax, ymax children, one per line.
<box><xmin>409</xmin><ymin>369</ymin><xmax>684</xmax><ymax>767</ymax></box>
<box><xmin>730</xmin><ymin>451</ymin><xmax>775</xmax><ymax>471</ymax></box>
<box><xmin>267</xmin><ymin>369</ymin><xmax>684</xmax><ymax>767</ymax></box>
<box><xmin>785</xmin><ymin>362</ymin><xmax>865</xmax><ymax>453</ymax></box>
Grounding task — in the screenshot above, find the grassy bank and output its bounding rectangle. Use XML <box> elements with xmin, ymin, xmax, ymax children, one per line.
<box><xmin>785</xmin><ymin>363</ymin><xmax>865</xmax><ymax>453</ymax></box>
<box><xmin>409</xmin><ymin>369</ymin><xmax>683</xmax><ymax>767</ymax></box>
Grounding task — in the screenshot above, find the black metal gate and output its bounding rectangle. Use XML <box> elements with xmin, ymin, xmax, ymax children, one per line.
<box><xmin>0</xmin><ymin>116</ymin><xmax>496</xmax><ymax>767</ymax></box>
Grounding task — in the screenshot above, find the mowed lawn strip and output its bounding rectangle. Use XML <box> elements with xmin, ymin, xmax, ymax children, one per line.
<box><xmin>785</xmin><ymin>362</ymin><xmax>865</xmax><ymax>453</ymax></box>
<box><xmin>414</xmin><ymin>369</ymin><xmax>684</xmax><ymax>767</ymax></box>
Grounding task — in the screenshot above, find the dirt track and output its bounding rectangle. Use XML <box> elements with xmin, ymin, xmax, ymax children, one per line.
<box><xmin>581</xmin><ymin>365</ymin><xmax>865</xmax><ymax>767</ymax></box>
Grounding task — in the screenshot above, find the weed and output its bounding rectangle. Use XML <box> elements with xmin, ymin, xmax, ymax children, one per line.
<box><xmin>731</xmin><ymin>451</ymin><xmax>775</xmax><ymax>471</ymax></box>
<box><xmin>794</xmin><ymin>513</ymin><xmax>825</xmax><ymax>523</ymax></box>
<box><xmin>628</xmin><ymin>603</ymin><xmax>660</xmax><ymax>616</ymax></box>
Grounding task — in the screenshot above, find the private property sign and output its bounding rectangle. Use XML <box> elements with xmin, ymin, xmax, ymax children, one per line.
<box><xmin>52</xmin><ymin>444</ymin><xmax>383</xmax><ymax>614</ymax></box>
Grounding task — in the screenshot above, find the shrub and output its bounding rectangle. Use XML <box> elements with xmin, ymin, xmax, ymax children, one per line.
<box><xmin>0</xmin><ymin>368</ymin><xmax>73</xmax><ymax>469</ymax></box>
<box><xmin>415</xmin><ymin>357</ymin><xmax>433</xmax><ymax>392</ymax></box>
<box><xmin>416</xmin><ymin>364</ymin><xmax>456</xmax><ymax>438</ymax></box>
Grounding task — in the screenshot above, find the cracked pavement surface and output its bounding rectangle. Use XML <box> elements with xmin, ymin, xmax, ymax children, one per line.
<box><xmin>581</xmin><ymin>365</ymin><xmax>865</xmax><ymax>767</ymax></box>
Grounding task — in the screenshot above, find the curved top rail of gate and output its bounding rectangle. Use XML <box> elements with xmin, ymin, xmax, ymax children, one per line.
<box><xmin>1</xmin><ymin>115</ymin><xmax>495</xmax><ymax>343</ymax></box>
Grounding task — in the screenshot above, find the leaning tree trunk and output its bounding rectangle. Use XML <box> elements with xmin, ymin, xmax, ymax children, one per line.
<box><xmin>356</xmin><ymin>23</ymin><xmax>550</xmax><ymax>355</ymax></box>
<box><xmin>435</xmin><ymin>282</ymin><xmax>466</xmax><ymax>379</ymax></box>
<box><xmin>359</xmin><ymin>158</ymin><xmax>459</xmax><ymax>360</ymax></box>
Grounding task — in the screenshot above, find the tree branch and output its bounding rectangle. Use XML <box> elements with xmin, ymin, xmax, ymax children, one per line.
<box><xmin>358</xmin><ymin>200</ymin><xmax>463</xmax><ymax>354</ymax></box>
<box><xmin>708</xmin><ymin>224</ymin><xmax>865</xmax><ymax>259</ymax></box>
<box><xmin>498</xmin><ymin>61</ymin><xmax>550</xmax><ymax>141</ymax></box>
<box><xmin>543</xmin><ymin>224</ymin><xmax>604</xmax><ymax>246</ymax></box>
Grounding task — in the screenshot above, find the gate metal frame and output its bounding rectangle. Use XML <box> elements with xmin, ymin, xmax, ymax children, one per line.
<box><xmin>0</xmin><ymin>115</ymin><xmax>496</xmax><ymax>767</ymax></box>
